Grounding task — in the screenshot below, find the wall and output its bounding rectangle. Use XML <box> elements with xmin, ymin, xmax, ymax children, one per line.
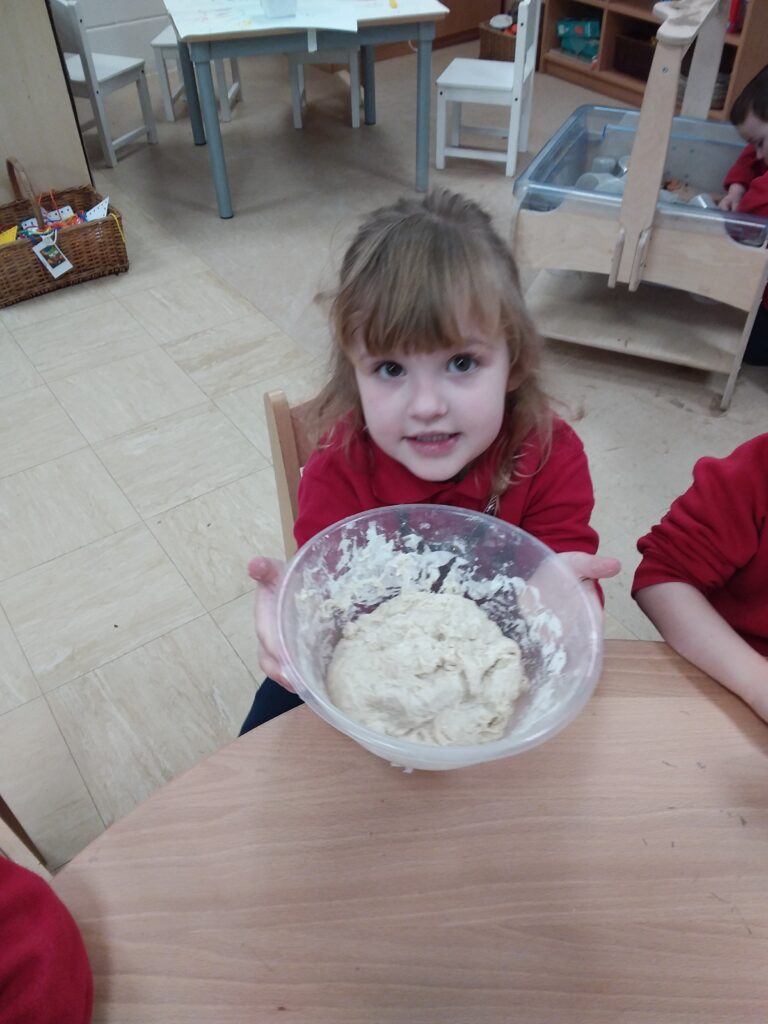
<box><xmin>77</xmin><ymin>0</ymin><xmax>170</xmax><ymax>65</ymax></box>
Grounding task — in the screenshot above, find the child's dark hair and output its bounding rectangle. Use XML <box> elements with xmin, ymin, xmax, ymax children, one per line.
<box><xmin>730</xmin><ymin>65</ymin><xmax>768</xmax><ymax>127</ymax></box>
<box><xmin>307</xmin><ymin>189</ymin><xmax>551</xmax><ymax>496</ymax></box>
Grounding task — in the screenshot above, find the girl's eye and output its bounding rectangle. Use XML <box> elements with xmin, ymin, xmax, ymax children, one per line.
<box><xmin>448</xmin><ymin>354</ymin><xmax>478</xmax><ymax>373</ymax></box>
<box><xmin>375</xmin><ymin>361</ymin><xmax>405</xmax><ymax>379</ymax></box>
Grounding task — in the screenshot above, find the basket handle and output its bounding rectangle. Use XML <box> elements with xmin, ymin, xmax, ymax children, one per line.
<box><xmin>6</xmin><ymin>158</ymin><xmax>43</xmax><ymax>229</ymax></box>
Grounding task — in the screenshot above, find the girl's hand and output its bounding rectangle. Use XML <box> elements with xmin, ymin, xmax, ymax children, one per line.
<box><xmin>248</xmin><ymin>557</ymin><xmax>295</xmax><ymax>691</ymax></box>
<box><xmin>559</xmin><ymin>552</ymin><xmax>621</xmax><ymax>584</ymax></box>
<box><xmin>718</xmin><ymin>184</ymin><xmax>746</xmax><ymax>211</ymax></box>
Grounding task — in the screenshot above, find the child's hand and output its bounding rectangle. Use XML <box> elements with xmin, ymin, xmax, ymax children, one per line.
<box><xmin>559</xmin><ymin>552</ymin><xmax>621</xmax><ymax>584</ymax></box>
<box><xmin>718</xmin><ymin>183</ymin><xmax>746</xmax><ymax>211</ymax></box>
<box><xmin>248</xmin><ymin>557</ymin><xmax>295</xmax><ymax>691</ymax></box>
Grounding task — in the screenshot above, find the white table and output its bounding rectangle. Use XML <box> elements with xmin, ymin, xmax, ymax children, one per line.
<box><xmin>165</xmin><ymin>0</ymin><xmax>449</xmax><ymax>218</ymax></box>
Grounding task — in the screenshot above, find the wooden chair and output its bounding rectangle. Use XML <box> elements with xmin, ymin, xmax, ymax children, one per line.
<box><xmin>264</xmin><ymin>390</ymin><xmax>315</xmax><ymax>558</ymax></box>
<box><xmin>435</xmin><ymin>0</ymin><xmax>541</xmax><ymax>177</ymax></box>
<box><xmin>49</xmin><ymin>0</ymin><xmax>158</xmax><ymax>168</ymax></box>
<box><xmin>151</xmin><ymin>25</ymin><xmax>242</xmax><ymax>123</ymax></box>
<box><xmin>0</xmin><ymin>795</ymin><xmax>49</xmax><ymax>879</ymax></box>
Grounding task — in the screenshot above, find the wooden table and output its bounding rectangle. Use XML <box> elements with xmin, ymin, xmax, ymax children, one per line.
<box><xmin>53</xmin><ymin>640</ymin><xmax>768</xmax><ymax>1023</ymax></box>
<box><xmin>166</xmin><ymin>0</ymin><xmax>449</xmax><ymax>218</ymax></box>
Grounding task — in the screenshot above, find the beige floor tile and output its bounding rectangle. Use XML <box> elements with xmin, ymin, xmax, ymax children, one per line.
<box><xmin>0</xmin><ymin>697</ymin><xmax>104</xmax><ymax>869</ymax></box>
<box><xmin>119</xmin><ymin>270</ymin><xmax>256</xmax><ymax>344</ymax></box>
<box><xmin>49</xmin><ymin>348</ymin><xmax>207</xmax><ymax>444</ymax></box>
<box><xmin>0</xmin><ymin>524</ymin><xmax>204</xmax><ymax>690</ymax></box>
<box><xmin>164</xmin><ymin>311</ymin><xmax>311</xmax><ymax>397</ymax></box>
<box><xmin>95</xmin><ymin>403</ymin><xmax>267</xmax><ymax>517</ymax></box>
<box><xmin>0</xmin><ymin>386</ymin><xmax>86</xmax><ymax>480</ymax></box>
<box><xmin>0</xmin><ymin>330</ymin><xmax>42</xmax><ymax>399</ymax></box>
<box><xmin>211</xmin><ymin>591</ymin><xmax>262</xmax><ymax>681</ymax></box>
<box><xmin>106</xmin><ymin>240</ymin><xmax>209</xmax><ymax>298</ymax></box>
<box><xmin>11</xmin><ymin>299</ymin><xmax>156</xmax><ymax>381</ymax></box>
<box><xmin>150</xmin><ymin>468</ymin><xmax>284</xmax><ymax>610</ymax></box>
<box><xmin>0</xmin><ymin>278</ymin><xmax>113</xmax><ymax>332</ymax></box>
<box><xmin>48</xmin><ymin>616</ymin><xmax>255</xmax><ymax>826</ymax></box>
<box><xmin>0</xmin><ymin>605</ymin><xmax>40</xmax><ymax>715</ymax></box>
<box><xmin>603</xmin><ymin>612</ymin><xmax>639</xmax><ymax>642</ymax></box>
<box><xmin>0</xmin><ymin>449</ymin><xmax>139</xmax><ymax>581</ymax></box>
<box><xmin>215</xmin><ymin>364</ymin><xmax>323</xmax><ymax>459</ymax></box>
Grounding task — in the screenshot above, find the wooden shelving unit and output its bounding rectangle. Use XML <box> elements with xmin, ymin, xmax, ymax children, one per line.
<box><xmin>540</xmin><ymin>0</ymin><xmax>768</xmax><ymax>118</ymax></box>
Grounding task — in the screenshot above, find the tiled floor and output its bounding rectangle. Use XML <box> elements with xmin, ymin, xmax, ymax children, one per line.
<box><xmin>2</xmin><ymin>45</ymin><xmax>767</xmax><ymax>869</ymax></box>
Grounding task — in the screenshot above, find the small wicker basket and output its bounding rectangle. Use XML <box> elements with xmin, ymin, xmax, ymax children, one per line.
<box><xmin>479</xmin><ymin>4</ymin><xmax>520</xmax><ymax>61</ymax></box>
<box><xmin>0</xmin><ymin>159</ymin><xmax>128</xmax><ymax>309</ymax></box>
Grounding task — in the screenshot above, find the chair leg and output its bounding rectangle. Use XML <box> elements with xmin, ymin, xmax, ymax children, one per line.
<box><xmin>89</xmin><ymin>86</ymin><xmax>118</xmax><ymax>167</ymax></box>
<box><xmin>290</xmin><ymin>62</ymin><xmax>305</xmax><ymax>129</ymax></box>
<box><xmin>214</xmin><ymin>59</ymin><xmax>231</xmax><ymax>122</ymax></box>
<box><xmin>505</xmin><ymin>95</ymin><xmax>523</xmax><ymax>177</ymax></box>
<box><xmin>137</xmin><ymin>70</ymin><xmax>158</xmax><ymax>143</ymax></box>
<box><xmin>228</xmin><ymin>57</ymin><xmax>242</xmax><ymax>105</ymax></box>
<box><xmin>348</xmin><ymin>50</ymin><xmax>361</xmax><ymax>128</ymax></box>
<box><xmin>435</xmin><ymin>88</ymin><xmax>447</xmax><ymax>169</ymax></box>
<box><xmin>449</xmin><ymin>101</ymin><xmax>461</xmax><ymax>147</ymax></box>
<box><xmin>519</xmin><ymin>78</ymin><xmax>533</xmax><ymax>152</ymax></box>
<box><xmin>155</xmin><ymin>48</ymin><xmax>175</xmax><ymax>122</ymax></box>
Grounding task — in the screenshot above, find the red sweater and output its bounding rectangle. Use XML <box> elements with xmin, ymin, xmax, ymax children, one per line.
<box><xmin>633</xmin><ymin>434</ymin><xmax>768</xmax><ymax>656</ymax></box>
<box><xmin>0</xmin><ymin>858</ymin><xmax>93</xmax><ymax>1024</ymax></box>
<box><xmin>724</xmin><ymin>144</ymin><xmax>768</xmax><ymax>218</ymax></box>
<box><xmin>294</xmin><ymin>416</ymin><xmax>599</xmax><ymax>555</ymax></box>
<box><xmin>724</xmin><ymin>144</ymin><xmax>768</xmax><ymax>308</ymax></box>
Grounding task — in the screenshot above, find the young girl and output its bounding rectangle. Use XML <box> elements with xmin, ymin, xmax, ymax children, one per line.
<box><xmin>242</xmin><ymin>189</ymin><xmax>619</xmax><ymax>733</ymax></box>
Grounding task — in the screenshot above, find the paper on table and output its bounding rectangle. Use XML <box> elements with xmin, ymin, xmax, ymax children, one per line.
<box><xmin>167</xmin><ymin>0</ymin><xmax>358</xmax><ymax>39</ymax></box>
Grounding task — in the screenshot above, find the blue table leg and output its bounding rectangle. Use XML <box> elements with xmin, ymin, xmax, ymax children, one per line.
<box><xmin>362</xmin><ymin>45</ymin><xmax>376</xmax><ymax>125</ymax></box>
<box><xmin>195</xmin><ymin>59</ymin><xmax>233</xmax><ymax>219</ymax></box>
<box><xmin>177</xmin><ymin>41</ymin><xmax>205</xmax><ymax>146</ymax></box>
<box><xmin>415</xmin><ymin>34</ymin><xmax>432</xmax><ymax>193</ymax></box>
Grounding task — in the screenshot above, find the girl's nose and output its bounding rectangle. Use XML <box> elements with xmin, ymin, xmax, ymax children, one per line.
<box><xmin>409</xmin><ymin>376</ymin><xmax>448</xmax><ymax>420</ymax></box>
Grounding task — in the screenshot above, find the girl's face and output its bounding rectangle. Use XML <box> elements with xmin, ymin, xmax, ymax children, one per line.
<box><xmin>352</xmin><ymin>320</ymin><xmax>511</xmax><ymax>482</ymax></box>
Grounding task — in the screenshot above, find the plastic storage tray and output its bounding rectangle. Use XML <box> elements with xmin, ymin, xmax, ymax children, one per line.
<box><xmin>513</xmin><ymin>104</ymin><xmax>767</xmax><ymax>246</ymax></box>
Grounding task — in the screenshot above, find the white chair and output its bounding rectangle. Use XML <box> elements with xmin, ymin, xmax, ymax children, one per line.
<box><xmin>48</xmin><ymin>0</ymin><xmax>157</xmax><ymax>169</ymax></box>
<box><xmin>151</xmin><ymin>25</ymin><xmax>242</xmax><ymax>124</ymax></box>
<box><xmin>435</xmin><ymin>0</ymin><xmax>541</xmax><ymax>176</ymax></box>
<box><xmin>287</xmin><ymin>48</ymin><xmax>361</xmax><ymax>129</ymax></box>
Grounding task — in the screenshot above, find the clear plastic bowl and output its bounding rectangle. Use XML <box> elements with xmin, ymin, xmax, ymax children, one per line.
<box><xmin>276</xmin><ymin>505</ymin><xmax>603</xmax><ymax>771</ymax></box>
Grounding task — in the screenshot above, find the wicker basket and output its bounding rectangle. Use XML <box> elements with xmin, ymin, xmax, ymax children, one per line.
<box><xmin>479</xmin><ymin>4</ymin><xmax>520</xmax><ymax>62</ymax></box>
<box><xmin>0</xmin><ymin>159</ymin><xmax>128</xmax><ymax>309</ymax></box>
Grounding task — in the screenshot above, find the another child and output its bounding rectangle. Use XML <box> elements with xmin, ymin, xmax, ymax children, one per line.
<box><xmin>633</xmin><ymin>434</ymin><xmax>768</xmax><ymax>723</ymax></box>
<box><xmin>718</xmin><ymin>65</ymin><xmax>768</xmax><ymax>365</ymax></box>
<box><xmin>242</xmin><ymin>190</ymin><xmax>620</xmax><ymax>733</ymax></box>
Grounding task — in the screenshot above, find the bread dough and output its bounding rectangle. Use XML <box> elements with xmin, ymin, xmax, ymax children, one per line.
<box><xmin>326</xmin><ymin>591</ymin><xmax>526</xmax><ymax>745</ymax></box>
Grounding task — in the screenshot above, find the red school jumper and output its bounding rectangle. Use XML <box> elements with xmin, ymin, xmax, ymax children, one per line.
<box><xmin>294</xmin><ymin>415</ymin><xmax>599</xmax><ymax>555</ymax></box>
<box><xmin>632</xmin><ymin>433</ymin><xmax>768</xmax><ymax>656</ymax></box>
<box><xmin>723</xmin><ymin>144</ymin><xmax>768</xmax><ymax>308</ymax></box>
<box><xmin>0</xmin><ymin>858</ymin><xmax>93</xmax><ymax>1024</ymax></box>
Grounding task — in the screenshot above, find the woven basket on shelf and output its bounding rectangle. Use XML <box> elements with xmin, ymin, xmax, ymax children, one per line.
<box><xmin>479</xmin><ymin>21</ymin><xmax>517</xmax><ymax>61</ymax></box>
<box><xmin>0</xmin><ymin>159</ymin><xmax>128</xmax><ymax>309</ymax></box>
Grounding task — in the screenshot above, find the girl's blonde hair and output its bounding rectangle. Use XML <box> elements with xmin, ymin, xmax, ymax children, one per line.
<box><xmin>307</xmin><ymin>189</ymin><xmax>551</xmax><ymax>496</ymax></box>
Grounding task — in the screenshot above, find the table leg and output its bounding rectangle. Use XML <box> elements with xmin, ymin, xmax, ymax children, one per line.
<box><xmin>177</xmin><ymin>40</ymin><xmax>205</xmax><ymax>146</ymax></box>
<box><xmin>361</xmin><ymin>45</ymin><xmax>376</xmax><ymax>125</ymax></box>
<box><xmin>196</xmin><ymin>58</ymin><xmax>234</xmax><ymax>219</ymax></box>
<box><xmin>415</xmin><ymin>34</ymin><xmax>432</xmax><ymax>193</ymax></box>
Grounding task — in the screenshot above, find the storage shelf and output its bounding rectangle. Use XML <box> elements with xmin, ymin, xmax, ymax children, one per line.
<box><xmin>541</xmin><ymin>0</ymin><xmax>768</xmax><ymax>119</ymax></box>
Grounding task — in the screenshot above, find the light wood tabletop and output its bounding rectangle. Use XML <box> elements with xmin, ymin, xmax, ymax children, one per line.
<box><xmin>53</xmin><ymin>640</ymin><xmax>768</xmax><ymax>1023</ymax></box>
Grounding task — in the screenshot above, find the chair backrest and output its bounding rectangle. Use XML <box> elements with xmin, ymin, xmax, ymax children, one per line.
<box><xmin>48</xmin><ymin>0</ymin><xmax>99</xmax><ymax>87</ymax></box>
<box><xmin>513</xmin><ymin>0</ymin><xmax>541</xmax><ymax>92</ymax></box>
<box><xmin>264</xmin><ymin>390</ymin><xmax>315</xmax><ymax>558</ymax></box>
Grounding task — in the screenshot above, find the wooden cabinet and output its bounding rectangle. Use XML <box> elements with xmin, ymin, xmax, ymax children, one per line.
<box><xmin>540</xmin><ymin>0</ymin><xmax>768</xmax><ymax>119</ymax></box>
